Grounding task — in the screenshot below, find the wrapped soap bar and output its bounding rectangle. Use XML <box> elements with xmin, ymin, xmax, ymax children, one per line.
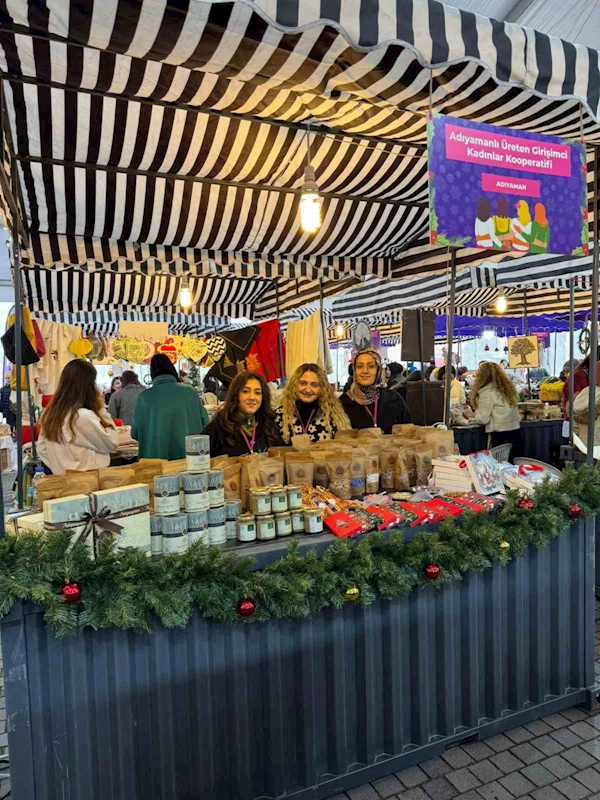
<box><xmin>90</xmin><ymin>484</ymin><xmax>151</xmax><ymax>555</ymax></box>
<box><xmin>16</xmin><ymin>512</ymin><xmax>45</xmax><ymax>533</ymax></box>
<box><xmin>43</xmin><ymin>494</ymin><xmax>94</xmax><ymax>555</ymax></box>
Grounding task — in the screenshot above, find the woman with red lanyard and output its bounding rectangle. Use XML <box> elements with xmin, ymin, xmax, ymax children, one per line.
<box><xmin>275</xmin><ymin>363</ymin><xmax>350</xmax><ymax>443</ymax></box>
<box><xmin>340</xmin><ymin>349</ymin><xmax>411</xmax><ymax>434</ymax></box>
<box><xmin>203</xmin><ymin>371</ymin><xmax>284</xmax><ymax>457</ymax></box>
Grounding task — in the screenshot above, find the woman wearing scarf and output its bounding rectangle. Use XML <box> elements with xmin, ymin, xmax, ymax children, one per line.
<box><xmin>340</xmin><ymin>350</ymin><xmax>411</xmax><ymax>434</ymax></box>
<box><xmin>203</xmin><ymin>371</ymin><xmax>284</xmax><ymax>457</ymax></box>
<box><xmin>276</xmin><ymin>363</ymin><xmax>350</xmax><ymax>443</ymax></box>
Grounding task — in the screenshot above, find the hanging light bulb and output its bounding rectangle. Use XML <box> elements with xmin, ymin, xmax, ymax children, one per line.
<box><xmin>335</xmin><ymin>323</ymin><xmax>345</xmax><ymax>338</ymax></box>
<box><xmin>300</xmin><ymin>165</ymin><xmax>322</xmax><ymax>233</ymax></box>
<box><xmin>495</xmin><ymin>291</ymin><xmax>507</xmax><ymax>314</ymax></box>
<box><xmin>180</xmin><ymin>276</ymin><xmax>192</xmax><ymax>310</ymax></box>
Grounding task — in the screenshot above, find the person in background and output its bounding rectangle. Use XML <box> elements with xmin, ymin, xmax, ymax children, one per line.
<box><xmin>132</xmin><ymin>355</ymin><xmax>208</xmax><ymax>460</ymax></box>
<box><xmin>38</xmin><ymin>360</ymin><xmax>118</xmax><ymax>475</ymax></box>
<box><xmin>385</xmin><ymin>362</ymin><xmax>404</xmax><ymax>390</ymax></box>
<box><xmin>203</xmin><ymin>371</ymin><xmax>283</xmax><ymax>457</ymax></box>
<box><xmin>276</xmin><ymin>363</ymin><xmax>350</xmax><ymax>444</ymax></box>
<box><xmin>457</xmin><ymin>366</ymin><xmax>469</xmax><ymax>382</ymax></box>
<box><xmin>179</xmin><ymin>370</ymin><xmax>188</xmax><ymax>384</ymax></box>
<box><xmin>0</xmin><ymin>372</ymin><xmax>15</xmax><ymax>432</ymax></box>
<box><xmin>342</xmin><ymin>364</ymin><xmax>354</xmax><ymax>393</ymax></box>
<box><xmin>203</xmin><ymin>374</ymin><xmax>228</xmax><ymax>403</ymax></box>
<box><xmin>573</xmin><ymin>361</ymin><xmax>600</xmax><ymax>450</ymax></box>
<box><xmin>499</xmin><ymin>359</ymin><xmax>509</xmax><ymax>369</ymax></box>
<box><xmin>470</xmin><ymin>361</ymin><xmax>522</xmax><ymax>458</ymax></box>
<box><xmin>563</xmin><ymin>348</ymin><xmax>600</xmax><ymax>408</ymax></box>
<box><xmin>108</xmin><ymin>370</ymin><xmax>144</xmax><ymax>426</ymax></box>
<box><xmin>437</xmin><ymin>365</ymin><xmax>466</xmax><ymax>405</ymax></box>
<box><xmin>340</xmin><ymin>349</ymin><xmax>411</xmax><ymax>434</ymax></box>
<box><xmin>406</xmin><ymin>370</ymin><xmax>422</xmax><ymax>382</ymax></box>
<box><xmin>104</xmin><ymin>376</ymin><xmax>121</xmax><ymax>406</ymax></box>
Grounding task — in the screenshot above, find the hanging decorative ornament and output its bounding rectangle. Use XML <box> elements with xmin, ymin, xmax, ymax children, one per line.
<box><xmin>504</xmin><ymin>345</ymin><xmax>509</xmax><ymax>353</ymax></box>
<box><xmin>69</xmin><ymin>333</ymin><xmax>93</xmax><ymax>359</ymax></box>
<box><xmin>424</xmin><ymin>564</ymin><xmax>440</xmax><ymax>581</ymax></box>
<box><xmin>61</xmin><ymin>582</ymin><xmax>81</xmax><ymax>604</ymax></box>
<box><xmin>182</xmin><ymin>336</ymin><xmax>208</xmax><ymax>364</ymax></box>
<box><xmin>344</xmin><ymin>586</ymin><xmax>360</xmax><ymax>602</ymax></box>
<box><xmin>519</xmin><ymin>498</ymin><xmax>534</xmax><ymax>510</ymax></box>
<box><xmin>237</xmin><ymin>598</ymin><xmax>256</xmax><ymax>618</ymax></box>
<box><xmin>569</xmin><ymin>503</ymin><xmax>582</xmax><ymax>518</ymax></box>
<box><xmin>205</xmin><ymin>334</ymin><xmax>227</xmax><ymax>362</ymax></box>
<box><xmin>484</xmin><ymin>344</ymin><xmax>490</xmax><ymax>352</ymax></box>
<box><xmin>494</xmin><ymin>347</ymin><xmax>500</xmax><ymax>353</ymax></box>
<box><xmin>156</xmin><ymin>337</ymin><xmax>179</xmax><ymax>364</ymax></box>
<box><xmin>141</xmin><ymin>339</ymin><xmax>156</xmax><ymax>364</ymax></box>
<box><xmin>500</xmin><ymin>540</ymin><xmax>511</xmax><ymax>552</ymax></box>
<box><xmin>107</xmin><ymin>368</ymin><xmax>114</xmax><ymax>377</ymax></box>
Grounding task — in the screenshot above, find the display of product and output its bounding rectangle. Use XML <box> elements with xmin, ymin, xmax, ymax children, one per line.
<box><xmin>154</xmin><ymin>474</ymin><xmax>181</xmax><ymax>516</ymax></box>
<box><xmin>270</xmin><ymin>486</ymin><xmax>288</xmax><ymax>513</ymax></box>
<box><xmin>162</xmin><ymin>514</ymin><xmax>188</xmax><ymax>554</ymax></box>
<box><xmin>150</xmin><ymin>515</ymin><xmax>163</xmax><ymax>556</ymax></box>
<box><xmin>185</xmin><ymin>435</ymin><xmax>211</xmax><ymax>474</ymax></box>
<box><xmin>285</xmin><ymin>485</ymin><xmax>303</xmax><ymax>510</ymax></box>
<box><xmin>291</xmin><ymin>509</ymin><xmax>305</xmax><ymax>533</ymax></box>
<box><xmin>207</xmin><ymin>505</ymin><xmax>227</xmax><ymax>544</ymax></box>
<box><xmin>182</xmin><ymin>472</ymin><xmax>209</xmax><ymax>512</ymax></box>
<box><xmin>303</xmin><ymin>508</ymin><xmax>324</xmax><ymax>534</ymax></box>
<box><xmin>257</xmin><ymin>514</ymin><xmax>276</xmax><ymax>540</ymax></box>
<box><xmin>207</xmin><ymin>468</ymin><xmax>225</xmax><ymax>508</ymax></box>
<box><xmin>250</xmin><ymin>488</ymin><xmax>272</xmax><ymax>516</ymax></box>
<box><xmin>237</xmin><ymin>513</ymin><xmax>257</xmax><ymax>542</ymax></box>
<box><xmin>225</xmin><ymin>499</ymin><xmax>242</xmax><ymax>539</ymax></box>
<box><xmin>187</xmin><ymin>511</ymin><xmax>209</xmax><ymax>544</ymax></box>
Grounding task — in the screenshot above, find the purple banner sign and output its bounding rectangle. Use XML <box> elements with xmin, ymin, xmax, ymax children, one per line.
<box><xmin>428</xmin><ymin>115</ymin><xmax>588</xmax><ymax>257</ymax></box>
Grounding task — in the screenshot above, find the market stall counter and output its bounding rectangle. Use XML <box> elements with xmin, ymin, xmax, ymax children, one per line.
<box><xmin>2</xmin><ymin>454</ymin><xmax>598</xmax><ymax>800</ymax></box>
<box><xmin>453</xmin><ymin>420</ymin><xmax>564</xmax><ymax>464</ymax></box>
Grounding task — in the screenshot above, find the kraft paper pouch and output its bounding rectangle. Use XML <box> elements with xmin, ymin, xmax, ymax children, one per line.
<box><xmin>269</xmin><ymin>447</ymin><xmax>296</xmax><ymax>459</ymax></box>
<box><xmin>285</xmin><ymin>453</ymin><xmax>314</xmax><ymax>486</ymax></box>
<box><xmin>326</xmin><ymin>454</ymin><xmax>352</xmax><ymax>500</ymax></box>
<box><xmin>210</xmin><ymin>455</ymin><xmax>230</xmax><ymax>469</ymax></box>
<box><xmin>395</xmin><ymin>449</ymin><xmax>411</xmax><ymax>491</ymax></box>
<box><xmin>334</xmin><ymin>429</ymin><xmax>358</xmax><ymax>441</ymax></box>
<box><xmin>350</xmin><ymin>452</ymin><xmax>366</xmax><ymax>498</ymax></box>
<box><xmin>415</xmin><ymin>447</ymin><xmax>434</xmax><ymax>486</ymax></box>
<box><xmin>356</xmin><ymin>427</ymin><xmax>382</xmax><ymax>441</ymax></box>
<box><xmin>312</xmin><ymin>453</ymin><xmax>329</xmax><ymax>489</ymax></box>
<box><xmin>291</xmin><ymin>434</ymin><xmax>312</xmax><ymax>451</ymax></box>
<box><xmin>37</xmin><ymin>472</ymin><xmax>100</xmax><ymax>506</ymax></box>
<box><xmin>161</xmin><ymin>459</ymin><xmax>188</xmax><ymax>476</ymax></box>
<box><xmin>258</xmin><ymin>457</ymin><xmax>285</xmax><ymax>487</ymax></box>
<box><xmin>364</xmin><ymin>452</ymin><xmax>380</xmax><ymax>494</ymax></box>
<box><xmin>392</xmin><ymin>424</ymin><xmax>418</xmax><ymax>437</ymax></box>
<box><xmin>421</xmin><ymin>429</ymin><xmax>455</xmax><ymax>458</ymax></box>
<box><xmin>380</xmin><ymin>449</ymin><xmax>399</xmax><ymax>491</ymax></box>
<box><xmin>404</xmin><ymin>448</ymin><xmax>417</xmax><ymax>486</ymax></box>
<box><xmin>223</xmin><ymin>463</ymin><xmax>242</xmax><ymax>499</ymax></box>
<box><xmin>98</xmin><ymin>468</ymin><xmax>136</xmax><ymax>490</ymax></box>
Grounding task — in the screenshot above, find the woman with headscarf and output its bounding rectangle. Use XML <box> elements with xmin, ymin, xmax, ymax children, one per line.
<box><xmin>131</xmin><ymin>355</ymin><xmax>208</xmax><ymax>460</ymax></box>
<box><xmin>385</xmin><ymin>362</ymin><xmax>404</xmax><ymax>390</ymax></box>
<box><xmin>529</xmin><ymin>203</ymin><xmax>550</xmax><ymax>254</ymax></box>
<box><xmin>340</xmin><ymin>349</ymin><xmax>411</xmax><ymax>434</ymax></box>
<box><xmin>108</xmin><ymin>370</ymin><xmax>144</xmax><ymax>426</ymax></box>
<box><xmin>276</xmin><ymin>363</ymin><xmax>350</xmax><ymax>444</ymax></box>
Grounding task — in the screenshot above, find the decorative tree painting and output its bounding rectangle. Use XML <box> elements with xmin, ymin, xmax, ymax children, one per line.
<box><xmin>508</xmin><ymin>335</ymin><xmax>540</xmax><ymax>368</ymax></box>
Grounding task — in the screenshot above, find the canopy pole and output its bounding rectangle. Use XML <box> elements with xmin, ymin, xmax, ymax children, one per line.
<box><xmin>587</xmin><ymin>145</ymin><xmax>599</xmax><ymax>465</ymax></box>
<box><xmin>318</xmin><ymin>279</ymin><xmax>328</xmax><ymax>372</ymax></box>
<box><xmin>444</xmin><ymin>250</ymin><xmax>456</xmax><ymax>427</ymax></box>
<box><xmin>273</xmin><ymin>279</ymin><xmax>285</xmax><ymax>380</ymax></box>
<box><xmin>12</xmin><ymin>160</ymin><xmax>23</xmax><ymax>508</ymax></box>
<box><xmin>417</xmin><ymin>309</ymin><xmax>427</xmax><ymax>426</ymax></box>
<box><xmin>569</xmin><ymin>280</ymin><xmax>575</xmax><ymax>447</ymax></box>
<box><xmin>523</xmin><ymin>288</ymin><xmax>531</xmax><ymax>399</ymax></box>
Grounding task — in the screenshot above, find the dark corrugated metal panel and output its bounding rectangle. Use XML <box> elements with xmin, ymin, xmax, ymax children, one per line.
<box><xmin>2</xmin><ymin>521</ymin><xmax>595</xmax><ymax>800</ymax></box>
<box><xmin>521</xmin><ymin>421</ymin><xmax>564</xmax><ymax>465</ymax></box>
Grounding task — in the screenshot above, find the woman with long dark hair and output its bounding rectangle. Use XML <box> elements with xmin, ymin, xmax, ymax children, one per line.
<box><xmin>131</xmin><ymin>354</ymin><xmax>208</xmax><ymax>460</ymax></box>
<box><xmin>203</xmin><ymin>371</ymin><xmax>283</xmax><ymax>456</ymax></box>
<box><xmin>38</xmin><ymin>360</ymin><xmax>119</xmax><ymax>474</ymax></box>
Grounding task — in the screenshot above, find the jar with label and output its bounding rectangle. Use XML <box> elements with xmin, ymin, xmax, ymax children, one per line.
<box><xmin>207</xmin><ymin>468</ymin><xmax>225</xmax><ymax>508</ymax></box>
<box><xmin>237</xmin><ymin>513</ymin><xmax>256</xmax><ymax>542</ymax></box>
<box><xmin>285</xmin><ymin>485</ymin><xmax>303</xmax><ymax>510</ymax></box>
<box><xmin>150</xmin><ymin>515</ymin><xmax>163</xmax><ymax>557</ymax></box>
<box><xmin>257</xmin><ymin>514</ymin><xmax>276</xmax><ymax>540</ymax></box>
<box><xmin>250</xmin><ymin>489</ymin><xmax>272</xmax><ymax>516</ymax></box>
<box><xmin>162</xmin><ymin>514</ymin><xmax>188</xmax><ymax>554</ymax></box>
<box><xmin>304</xmin><ymin>508</ymin><xmax>323</xmax><ymax>534</ymax></box>
<box><xmin>270</xmin><ymin>486</ymin><xmax>288</xmax><ymax>513</ymax></box>
<box><xmin>154</xmin><ymin>475</ymin><xmax>181</xmax><ymax>516</ymax></box>
<box><xmin>275</xmin><ymin>512</ymin><xmax>292</xmax><ymax>537</ymax></box>
<box><xmin>182</xmin><ymin>472</ymin><xmax>209</xmax><ymax>512</ymax></box>
<box><xmin>208</xmin><ymin>506</ymin><xmax>227</xmax><ymax>545</ymax></box>
<box><xmin>291</xmin><ymin>509</ymin><xmax>305</xmax><ymax>533</ymax></box>
<box><xmin>185</xmin><ymin>434</ymin><xmax>211</xmax><ymax>474</ymax></box>
<box><xmin>225</xmin><ymin>499</ymin><xmax>242</xmax><ymax>539</ymax></box>
<box><xmin>187</xmin><ymin>511</ymin><xmax>209</xmax><ymax>545</ymax></box>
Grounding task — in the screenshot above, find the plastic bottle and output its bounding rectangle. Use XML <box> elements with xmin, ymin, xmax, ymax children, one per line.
<box><xmin>32</xmin><ymin>466</ymin><xmax>46</xmax><ymax>511</ymax></box>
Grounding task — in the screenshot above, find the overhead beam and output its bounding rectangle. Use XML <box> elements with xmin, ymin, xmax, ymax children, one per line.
<box><xmin>14</xmin><ymin>153</ymin><xmax>429</xmax><ymax>208</ymax></box>
<box><xmin>503</xmin><ymin>0</ymin><xmax>538</xmax><ymax>23</ymax></box>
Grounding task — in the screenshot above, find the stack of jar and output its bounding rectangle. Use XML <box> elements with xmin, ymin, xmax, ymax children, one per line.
<box><xmin>236</xmin><ymin>485</ymin><xmax>324</xmax><ymax>543</ymax></box>
<box><xmin>150</xmin><ymin>434</ymin><xmax>229</xmax><ymax>557</ymax></box>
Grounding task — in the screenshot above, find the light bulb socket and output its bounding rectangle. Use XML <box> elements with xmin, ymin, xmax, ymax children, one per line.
<box><xmin>302</xmin><ymin>164</ymin><xmax>319</xmax><ymax>192</ymax></box>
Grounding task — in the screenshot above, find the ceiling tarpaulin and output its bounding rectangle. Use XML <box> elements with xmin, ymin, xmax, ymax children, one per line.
<box><xmin>0</xmin><ymin>0</ymin><xmax>599</xmax><ymax>321</ymax></box>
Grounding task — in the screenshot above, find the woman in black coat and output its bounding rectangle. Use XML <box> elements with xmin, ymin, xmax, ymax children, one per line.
<box><xmin>340</xmin><ymin>349</ymin><xmax>411</xmax><ymax>434</ymax></box>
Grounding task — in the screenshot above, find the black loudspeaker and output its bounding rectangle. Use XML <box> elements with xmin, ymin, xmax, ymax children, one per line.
<box><xmin>401</xmin><ymin>310</ymin><xmax>435</xmax><ymax>362</ymax></box>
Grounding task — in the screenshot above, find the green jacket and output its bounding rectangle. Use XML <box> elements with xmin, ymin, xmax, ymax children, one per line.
<box><xmin>131</xmin><ymin>375</ymin><xmax>209</xmax><ymax>460</ymax></box>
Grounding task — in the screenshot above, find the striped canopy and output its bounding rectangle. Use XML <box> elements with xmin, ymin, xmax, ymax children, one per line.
<box><xmin>0</xmin><ymin>0</ymin><xmax>598</xmax><ymax>320</ymax></box>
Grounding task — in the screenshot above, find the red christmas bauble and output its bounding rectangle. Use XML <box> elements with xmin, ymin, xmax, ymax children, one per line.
<box><xmin>237</xmin><ymin>598</ymin><xmax>256</xmax><ymax>618</ymax></box>
<box><xmin>519</xmin><ymin>498</ymin><xmax>534</xmax><ymax>510</ymax></box>
<box><xmin>61</xmin><ymin>582</ymin><xmax>81</xmax><ymax>603</ymax></box>
<box><xmin>424</xmin><ymin>564</ymin><xmax>440</xmax><ymax>581</ymax></box>
<box><xmin>569</xmin><ymin>503</ymin><xmax>582</xmax><ymax>518</ymax></box>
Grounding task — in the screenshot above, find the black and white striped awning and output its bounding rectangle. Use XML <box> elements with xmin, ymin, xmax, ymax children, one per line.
<box><xmin>1</xmin><ymin>0</ymin><xmax>600</xmax><ymax>317</ymax></box>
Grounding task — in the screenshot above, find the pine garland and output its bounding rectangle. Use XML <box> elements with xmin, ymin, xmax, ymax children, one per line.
<box><xmin>1</xmin><ymin>463</ymin><xmax>599</xmax><ymax>637</ymax></box>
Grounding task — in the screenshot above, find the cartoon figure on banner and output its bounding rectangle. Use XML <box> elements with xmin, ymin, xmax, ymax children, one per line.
<box><xmin>510</xmin><ymin>201</ymin><xmax>532</xmax><ymax>253</ymax></box>
<box><xmin>493</xmin><ymin>197</ymin><xmax>511</xmax><ymax>249</ymax></box>
<box><xmin>475</xmin><ymin>197</ymin><xmax>503</xmax><ymax>249</ymax></box>
<box><xmin>529</xmin><ymin>203</ymin><xmax>550</xmax><ymax>254</ymax></box>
